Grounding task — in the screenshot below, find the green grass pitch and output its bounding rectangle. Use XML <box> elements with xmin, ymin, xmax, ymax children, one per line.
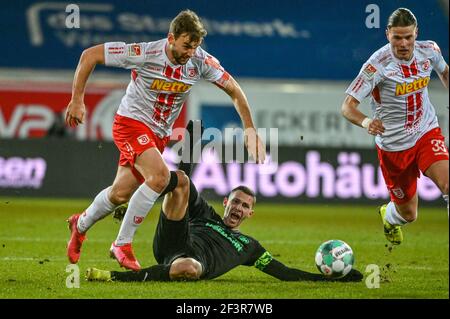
<box><xmin>0</xmin><ymin>197</ymin><xmax>448</xmax><ymax>299</ymax></box>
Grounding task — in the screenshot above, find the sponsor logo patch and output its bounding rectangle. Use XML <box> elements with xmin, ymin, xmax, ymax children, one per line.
<box><xmin>395</xmin><ymin>77</ymin><xmax>430</xmax><ymax>96</ymax></box>
<box><xmin>128</xmin><ymin>44</ymin><xmax>142</xmax><ymax>57</ymax></box>
<box><xmin>134</xmin><ymin>216</ymin><xmax>144</xmax><ymax>224</ymax></box>
<box><xmin>151</xmin><ymin>79</ymin><xmax>191</xmax><ymax>93</ymax></box>
<box><xmin>362</xmin><ymin>64</ymin><xmax>377</xmax><ymax>79</ymax></box>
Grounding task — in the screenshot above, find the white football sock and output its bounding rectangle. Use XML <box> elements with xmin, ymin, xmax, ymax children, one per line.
<box><xmin>77</xmin><ymin>186</ymin><xmax>117</xmax><ymax>233</ymax></box>
<box><xmin>385</xmin><ymin>201</ymin><xmax>408</xmax><ymax>226</ymax></box>
<box><xmin>115</xmin><ymin>183</ymin><xmax>160</xmax><ymax>245</ymax></box>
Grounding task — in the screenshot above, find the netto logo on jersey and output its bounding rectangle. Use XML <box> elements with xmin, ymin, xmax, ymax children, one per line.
<box><xmin>395</xmin><ymin>77</ymin><xmax>430</xmax><ymax>96</ymax></box>
<box><xmin>151</xmin><ymin>80</ymin><xmax>191</xmax><ymax>93</ymax></box>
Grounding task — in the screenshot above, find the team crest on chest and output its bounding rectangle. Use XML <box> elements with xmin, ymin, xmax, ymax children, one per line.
<box><xmin>188</xmin><ymin>67</ymin><xmax>198</xmax><ymax>78</ymax></box>
<box><xmin>422</xmin><ymin>60</ymin><xmax>430</xmax><ymax>71</ymax></box>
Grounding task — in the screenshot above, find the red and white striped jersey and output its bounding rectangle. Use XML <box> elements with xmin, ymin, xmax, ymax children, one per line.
<box><xmin>105</xmin><ymin>39</ymin><xmax>228</xmax><ymax>138</ymax></box>
<box><xmin>346</xmin><ymin>41</ymin><xmax>447</xmax><ymax>151</ymax></box>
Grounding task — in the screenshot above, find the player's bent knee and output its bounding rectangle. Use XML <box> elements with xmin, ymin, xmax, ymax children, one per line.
<box><xmin>167</xmin><ymin>171</ymin><xmax>189</xmax><ymax>201</ymax></box>
<box><xmin>175</xmin><ymin>170</ymin><xmax>189</xmax><ymax>191</ymax></box>
<box><xmin>183</xmin><ymin>265</ymin><xmax>201</xmax><ymax>280</ymax></box>
<box><xmin>145</xmin><ymin>169</ymin><xmax>170</xmax><ymax>193</ymax></box>
<box><xmin>170</xmin><ymin>258</ymin><xmax>202</xmax><ymax>281</ymax></box>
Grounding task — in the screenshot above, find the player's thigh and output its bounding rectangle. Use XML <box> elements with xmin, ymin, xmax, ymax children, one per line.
<box><xmin>109</xmin><ymin>165</ymin><xmax>141</xmax><ymax>204</ymax></box>
<box><xmin>417</xmin><ymin>128</ymin><xmax>449</xmax><ymax>194</ymax></box>
<box><xmin>134</xmin><ymin>147</ymin><xmax>170</xmax><ymax>190</ymax></box>
<box><xmin>424</xmin><ymin>160</ymin><xmax>449</xmax><ymax>194</ymax></box>
<box><xmin>377</xmin><ymin>148</ymin><xmax>418</xmax><ymax>206</ymax></box>
<box><xmin>152</xmin><ymin>212</ymin><xmax>191</xmax><ymax>264</ymax></box>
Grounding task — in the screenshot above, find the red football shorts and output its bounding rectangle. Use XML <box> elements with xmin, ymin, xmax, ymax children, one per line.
<box><xmin>376</xmin><ymin>127</ymin><xmax>449</xmax><ymax>205</ymax></box>
<box><xmin>112</xmin><ymin>114</ymin><xmax>170</xmax><ymax>183</ymax></box>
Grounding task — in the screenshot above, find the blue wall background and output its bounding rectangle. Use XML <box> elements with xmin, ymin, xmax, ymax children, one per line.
<box><xmin>2</xmin><ymin>0</ymin><xmax>448</xmax><ymax>79</ymax></box>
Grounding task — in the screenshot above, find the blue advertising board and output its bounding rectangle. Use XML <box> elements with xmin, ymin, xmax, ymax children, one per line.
<box><xmin>0</xmin><ymin>139</ymin><xmax>443</xmax><ymax>205</ymax></box>
<box><xmin>1</xmin><ymin>0</ymin><xmax>448</xmax><ymax>79</ymax></box>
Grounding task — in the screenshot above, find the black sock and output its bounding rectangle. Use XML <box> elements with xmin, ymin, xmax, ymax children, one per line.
<box><xmin>179</xmin><ymin>119</ymin><xmax>203</xmax><ymax>177</ymax></box>
<box><xmin>159</xmin><ymin>171</ymin><xmax>179</xmax><ymax>198</ymax></box>
<box><xmin>111</xmin><ymin>264</ymin><xmax>171</xmax><ymax>282</ymax></box>
<box><xmin>178</xmin><ymin>161</ymin><xmax>194</xmax><ymax>177</ymax></box>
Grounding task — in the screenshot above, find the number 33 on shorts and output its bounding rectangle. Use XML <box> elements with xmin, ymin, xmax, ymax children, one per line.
<box><xmin>431</xmin><ymin>139</ymin><xmax>448</xmax><ymax>155</ymax></box>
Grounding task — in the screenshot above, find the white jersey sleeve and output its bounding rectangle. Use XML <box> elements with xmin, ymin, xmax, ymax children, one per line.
<box><xmin>196</xmin><ymin>48</ymin><xmax>227</xmax><ymax>84</ymax></box>
<box><xmin>104</xmin><ymin>42</ymin><xmax>149</xmax><ymax>69</ymax></box>
<box><xmin>346</xmin><ymin>60</ymin><xmax>384</xmax><ymax>103</ymax></box>
<box><xmin>427</xmin><ymin>41</ymin><xmax>447</xmax><ymax>74</ymax></box>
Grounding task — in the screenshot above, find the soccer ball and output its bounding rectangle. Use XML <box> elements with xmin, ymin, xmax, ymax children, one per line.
<box><xmin>315</xmin><ymin>239</ymin><xmax>354</xmax><ymax>278</ymax></box>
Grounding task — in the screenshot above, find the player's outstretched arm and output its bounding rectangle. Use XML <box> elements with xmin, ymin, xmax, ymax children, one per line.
<box><xmin>341</xmin><ymin>94</ymin><xmax>385</xmax><ymax>136</ymax></box>
<box><xmin>437</xmin><ymin>64</ymin><xmax>449</xmax><ymax>89</ymax></box>
<box><xmin>66</xmin><ymin>44</ymin><xmax>105</xmax><ymax>127</ymax></box>
<box><xmin>219</xmin><ymin>75</ymin><xmax>266</xmax><ymax>164</ymax></box>
<box><xmin>260</xmin><ymin>258</ymin><xmax>363</xmax><ymax>282</ymax></box>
